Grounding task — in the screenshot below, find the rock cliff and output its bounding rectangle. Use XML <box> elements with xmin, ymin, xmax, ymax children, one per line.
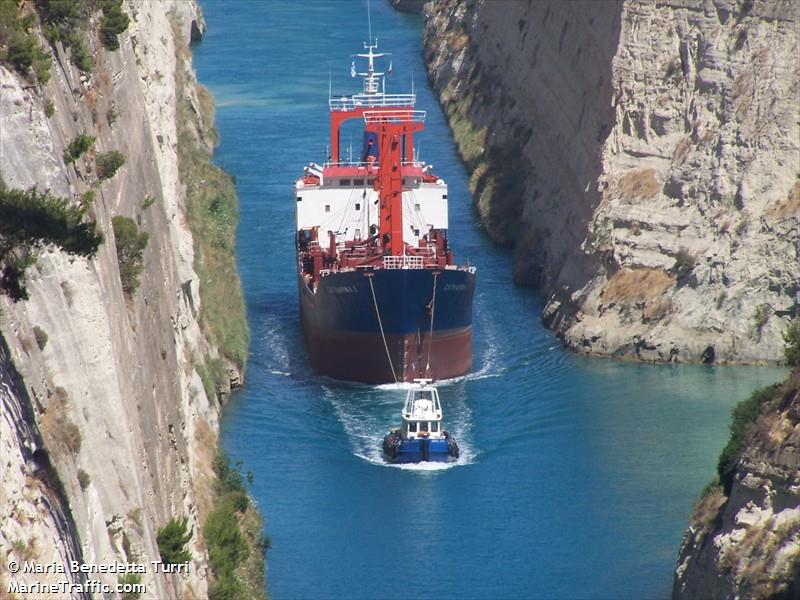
<box><xmin>420</xmin><ymin>0</ymin><xmax>799</xmax><ymax>364</ymax></box>
<box><xmin>674</xmin><ymin>370</ymin><xmax>800</xmax><ymax>599</ymax></box>
<box><xmin>0</xmin><ymin>1</ymin><xmax>253</xmax><ymax>598</ymax></box>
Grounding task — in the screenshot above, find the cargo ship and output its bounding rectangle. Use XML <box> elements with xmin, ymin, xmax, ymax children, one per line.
<box><xmin>295</xmin><ymin>38</ymin><xmax>476</xmax><ymax>384</ymax></box>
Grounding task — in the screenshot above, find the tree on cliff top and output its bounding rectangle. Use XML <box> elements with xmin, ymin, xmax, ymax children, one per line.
<box><xmin>98</xmin><ymin>0</ymin><xmax>129</xmax><ymax>50</ymax></box>
<box><xmin>0</xmin><ymin>183</ymin><xmax>103</xmax><ymax>301</ymax></box>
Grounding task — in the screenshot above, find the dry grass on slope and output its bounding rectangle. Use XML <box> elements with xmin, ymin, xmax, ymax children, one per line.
<box><xmin>767</xmin><ymin>179</ymin><xmax>800</xmax><ymax>220</ymax></box>
<box><xmin>602</xmin><ymin>267</ymin><xmax>675</xmax><ymax>304</ymax></box>
<box><xmin>617</xmin><ymin>168</ymin><xmax>661</xmax><ymax>201</ymax></box>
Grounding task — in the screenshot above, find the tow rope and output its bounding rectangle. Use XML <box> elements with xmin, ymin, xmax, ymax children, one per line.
<box><xmin>368</xmin><ymin>275</ymin><xmax>398</xmax><ymax>383</ymax></box>
<box><xmin>425</xmin><ymin>272</ymin><xmax>438</xmax><ymax>376</ymax></box>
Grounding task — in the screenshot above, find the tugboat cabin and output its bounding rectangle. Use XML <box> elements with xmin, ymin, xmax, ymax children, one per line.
<box><xmin>401</xmin><ymin>379</ymin><xmax>444</xmax><ymax>440</ymax></box>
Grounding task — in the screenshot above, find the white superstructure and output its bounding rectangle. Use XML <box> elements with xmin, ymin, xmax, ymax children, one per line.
<box><xmin>295</xmin><ymin>173</ymin><xmax>449</xmax><ymax>246</ymax></box>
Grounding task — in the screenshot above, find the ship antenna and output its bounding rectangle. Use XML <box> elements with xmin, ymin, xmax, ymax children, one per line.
<box><xmin>367</xmin><ymin>0</ymin><xmax>373</xmax><ymax>44</ymax></box>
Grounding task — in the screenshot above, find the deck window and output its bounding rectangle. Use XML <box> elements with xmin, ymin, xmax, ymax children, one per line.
<box><xmin>407</xmin><ymin>422</ymin><xmax>417</xmax><ymax>433</ymax></box>
<box><xmin>354</xmin><ymin>179</ymin><xmax>364</xmax><ymax>186</ymax></box>
<box><xmin>420</xmin><ymin>422</ymin><xmax>429</xmax><ymax>432</ymax></box>
<box><xmin>339</xmin><ymin>179</ymin><xmax>351</xmax><ymax>186</ymax></box>
<box><xmin>355</xmin><ymin>203</ymin><xmax>361</xmax><ymax>210</ymax></box>
<box><xmin>415</xmin><ymin>203</ymin><xmax>420</xmax><ymax>211</ymax></box>
<box><xmin>431</xmin><ymin>422</ymin><xmax>439</xmax><ymax>432</ymax></box>
<box><xmin>325</xmin><ymin>205</ymin><xmax>330</xmax><ymax>213</ymax></box>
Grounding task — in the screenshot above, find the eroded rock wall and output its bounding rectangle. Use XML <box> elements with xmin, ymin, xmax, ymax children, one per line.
<box><xmin>0</xmin><ymin>1</ymin><xmax>234</xmax><ymax>597</ymax></box>
<box><xmin>674</xmin><ymin>371</ymin><xmax>800</xmax><ymax>599</ymax></box>
<box><xmin>422</xmin><ymin>0</ymin><xmax>799</xmax><ymax>364</ymax></box>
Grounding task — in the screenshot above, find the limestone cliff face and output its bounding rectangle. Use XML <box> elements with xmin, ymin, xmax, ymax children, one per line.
<box><xmin>674</xmin><ymin>371</ymin><xmax>800</xmax><ymax>599</ymax></box>
<box><xmin>421</xmin><ymin>0</ymin><xmax>799</xmax><ymax>364</ymax></box>
<box><xmin>0</xmin><ymin>1</ymin><xmax>239</xmax><ymax>597</ymax></box>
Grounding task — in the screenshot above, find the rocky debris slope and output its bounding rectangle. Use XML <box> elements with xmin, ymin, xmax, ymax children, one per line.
<box><xmin>0</xmin><ymin>1</ymin><xmax>245</xmax><ymax>597</ymax></box>
<box><xmin>674</xmin><ymin>370</ymin><xmax>800</xmax><ymax>599</ymax></box>
<box><xmin>421</xmin><ymin>0</ymin><xmax>799</xmax><ymax>363</ymax></box>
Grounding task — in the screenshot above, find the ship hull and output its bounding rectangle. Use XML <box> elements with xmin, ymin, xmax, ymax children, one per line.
<box><xmin>299</xmin><ymin>267</ymin><xmax>475</xmax><ymax>383</ymax></box>
<box><xmin>391</xmin><ymin>439</ymin><xmax>455</xmax><ymax>463</ymax></box>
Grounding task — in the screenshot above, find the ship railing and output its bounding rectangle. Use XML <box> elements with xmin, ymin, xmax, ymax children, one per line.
<box><xmin>445</xmin><ymin>265</ymin><xmax>477</xmax><ymax>274</ymax></box>
<box><xmin>323</xmin><ymin>161</ymin><xmax>379</xmax><ymax>169</ymax></box>
<box><xmin>322</xmin><ymin>160</ymin><xmax>426</xmax><ymax>169</ymax></box>
<box><xmin>383</xmin><ymin>255</ymin><xmax>425</xmax><ymax>270</ymax></box>
<box><xmin>329</xmin><ymin>93</ymin><xmax>416</xmax><ymax>111</ymax></box>
<box><xmin>364</xmin><ymin>110</ymin><xmax>426</xmax><ymax>124</ymax></box>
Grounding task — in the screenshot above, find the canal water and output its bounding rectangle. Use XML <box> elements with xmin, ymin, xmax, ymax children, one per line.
<box><xmin>192</xmin><ymin>2</ymin><xmax>785</xmax><ymax>598</ymax></box>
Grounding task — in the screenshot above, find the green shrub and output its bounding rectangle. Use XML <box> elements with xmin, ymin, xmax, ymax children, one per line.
<box><xmin>717</xmin><ymin>384</ymin><xmax>779</xmax><ymax>494</ymax></box>
<box><xmin>80</xmin><ymin>189</ymin><xmax>95</xmax><ymax>208</ymax></box>
<box><xmin>208</xmin><ymin>573</ymin><xmax>246</xmax><ymax>600</ymax></box>
<box><xmin>111</xmin><ymin>216</ymin><xmax>148</xmax><ymax>295</ymax></box>
<box><xmin>204</xmin><ymin>505</ymin><xmax>248</xmax><ymax>579</ymax></box>
<box><xmin>35</xmin><ymin>0</ymin><xmax>89</xmax><ymax>26</ymax></box>
<box><xmin>63</xmin><ymin>134</ymin><xmax>95</xmax><ymax>163</ymax></box>
<box><xmin>98</xmin><ymin>0</ymin><xmax>129</xmax><ymax>50</ymax></box>
<box><xmin>68</xmin><ymin>35</ymin><xmax>92</xmax><ymax>71</ymax></box>
<box><xmin>0</xmin><ymin>183</ymin><xmax>103</xmax><ymax>300</ymax></box>
<box><xmin>783</xmin><ymin>319</ymin><xmax>800</xmax><ymax>367</ymax></box>
<box><xmin>44</xmin><ymin>98</ymin><xmax>55</xmax><ymax>117</ymax></box>
<box><xmin>229</xmin><ymin>490</ymin><xmax>249</xmax><ymax>514</ymax></box>
<box><xmin>156</xmin><ymin>517</ymin><xmax>192</xmax><ymax>565</ymax></box>
<box><xmin>213</xmin><ymin>452</ymin><xmax>247</xmax><ymax>496</ymax></box>
<box><xmin>0</xmin><ymin>2</ymin><xmax>52</xmax><ymax>84</ymax></box>
<box><xmin>64</xmin><ymin>420</ymin><xmax>81</xmax><ymax>453</ymax></box>
<box><xmin>36</xmin><ymin>0</ymin><xmax>92</xmax><ymax>72</ymax></box>
<box><xmin>118</xmin><ymin>573</ymin><xmax>142</xmax><ymax>600</ymax></box>
<box><xmin>175</xmin><ymin>52</ymin><xmax>248</xmax><ymax>372</ymax></box>
<box><xmin>77</xmin><ymin>468</ymin><xmax>91</xmax><ymax>489</ymax></box>
<box><xmin>106</xmin><ymin>103</ymin><xmax>118</xmax><ymax>126</ymax></box>
<box><xmin>203</xmin><ymin>451</ymin><xmax>269</xmax><ymax>598</ymax></box>
<box><xmin>33</xmin><ymin>325</ymin><xmax>48</xmax><ymax>349</ymax></box>
<box><xmin>752</xmin><ymin>303</ymin><xmax>771</xmax><ymax>338</ymax></box>
<box><xmin>96</xmin><ymin>150</ymin><xmax>125</xmax><ymax>179</ymax></box>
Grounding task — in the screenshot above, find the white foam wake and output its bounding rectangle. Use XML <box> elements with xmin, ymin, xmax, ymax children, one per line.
<box><xmin>322</xmin><ymin>385</ymin><xmax>476</xmax><ymax>472</ymax></box>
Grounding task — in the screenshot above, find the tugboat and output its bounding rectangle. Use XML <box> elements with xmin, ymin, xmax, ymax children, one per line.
<box><xmin>383</xmin><ymin>379</ymin><xmax>459</xmax><ymax>463</ymax></box>
<box><xmin>294</xmin><ymin>33</ymin><xmax>476</xmax><ymax>384</ymax></box>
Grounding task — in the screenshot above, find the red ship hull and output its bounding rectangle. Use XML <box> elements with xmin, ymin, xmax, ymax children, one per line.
<box><xmin>303</xmin><ymin>322</ymin><xmax>472</xmax><ymax>384</ymax></box>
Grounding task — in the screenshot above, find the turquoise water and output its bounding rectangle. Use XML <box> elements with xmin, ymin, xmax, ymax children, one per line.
<box><xmin>192</xmin><ymin>2</ymin><xmax>785</xmax><ymax>598</ymax></box>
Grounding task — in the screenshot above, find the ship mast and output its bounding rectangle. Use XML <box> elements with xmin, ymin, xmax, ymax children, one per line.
<box><xmin>355</xmin><ymin>41</ymin><xmax>385</xmax><ymax>96</ymax></box>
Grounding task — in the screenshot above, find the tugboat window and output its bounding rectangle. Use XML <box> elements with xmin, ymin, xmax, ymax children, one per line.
<box><xmin>354</xmin><ymin>179</ymin><xmax>364</xmax><ymax>186</ymax></box>
<box><xmin>339</xmin><ymin>179</ymin><xmax>351</xmax><ymax>186</ymax></box>
<box><xmin>325</xmin><ymin>205</ymin><xmax>330</xmax><ymax>213</ymax></box>
<box><xmin>407</xmin><ymin>422</ymin><xmax>417</xmax><ymax>433</ymax></box>
<box><xmin>420</xmin><ymin>422</ymin><xmax>429</xmax><ymax>432</ymax></box>
<box><xmin>431</xmin><ymin>422</ymin><xmax>439</xmax><ymax>432</ymax></box>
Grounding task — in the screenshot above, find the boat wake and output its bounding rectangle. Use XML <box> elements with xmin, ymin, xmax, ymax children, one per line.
<box><xmin>322</xmin><ymin>385</ymin><xmax>476</xmax><ymax>471</ymax></box>
<box><xmin>373</xmin><ymin>321</ymin><xmax>503</xmax><ymax>391</ymax></box>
